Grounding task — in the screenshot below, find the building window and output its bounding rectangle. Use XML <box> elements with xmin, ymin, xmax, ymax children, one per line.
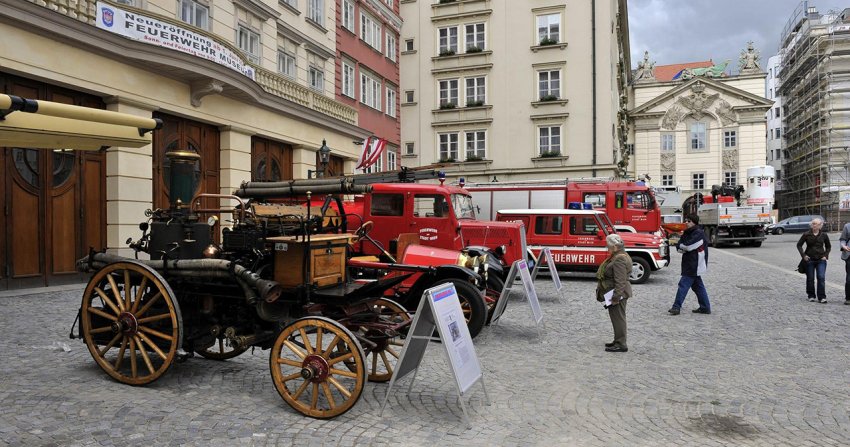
<box><xmin>465</xmin><ymin>130</ymin><xmax>486</xmax><ymax>160</ymax></box>
<box><xmin>386</xmin><ymin>87</ymin><xmax>397</xmax><ymax>117</ymax></box>
<box><xmin>385</xmin><ymin>0</ymin><xmax>393</xmax><ymax>7</ymax></box>
<box><xmin>386</xmin><ymin>33</ymin><xmax>397</xmax><ymax>62</ymax></box>
<box><xmin>690</xmin><ymin>122</ymin><xmax>706</xmax><ymax>150</ymax></box>
<box><xmin>438</xmin><ymin>133</ymin><xmax>459</xmax><ymax>161</ymax></box>
<box><xmin>307</xmin><ymin>0</ymin><xmax>324</xmax><ymax>26</ymax></box>
<box><xmin>237</xmin><ymin>26</ymin><xmax>260</xmax><ymax>64</ymax></box>
<box><xmin>342</xmin><ymin>62</ymin><xmax>355</xmax><ymax>98</ymax></box>
<box><xmin>662</xmin><ymin>174</ymin><xmax>674</xmax><ymax>187</ymax></box>
<box><xmin>387</xmin><ymin>150</ymin><xmax>397</xmax><ymax>170</ymax></box>
<box><xmin>360</xmin><ymin>72</ymin><xmax>381</xmax><ymax>110</ymax></box>
<box><xmin>342</xmin><ymin>0</ymin><xmax>355</xmax><ymax>31</ymax></box>
<box><xmin>309</xmin><ymin>67</ymin><xmax>324</xmax><ymax>92</ymax></box>
<box><xmin>438</xmin><ymin>26</ymin><xmax>458</xmax><ymax>55</ymax></box>
<box><xmin>438</xmin><ymin>79</ymin><xmax>458</xmax><ymax>108</ymax></box>
<box><xmin>405</xmin><ymin>142</ymin><xmax>415</xmax><ymax>155</ymax></box>
<box><xmin>661</xmin><ymin>134</ymin><xmax>674</xmax><ymax>152</ymax></box>
<box><xmin>692</xmin><ymin>173</ymin><xmax>705</xmax><ymax>190</ymax></box>
<box><xmin>537</xmin><ymin>13</ymin><xmax>560</xmax><ymax>44</ymax></box>
<box><xmin>775</xmin><ymin>107</ymin><xmax>780</xmax><ymax>118</ymax></box>
<box><xmin>776</xmin><ymin>128</ymin><xmax>781</xmax><ymax>139</ymax></box>
<box><xmin>364</xmin><ymin>154</ymin><xmax>383</xmax><ymax>173</ymax></box>
<box><xmin>180</xmin><ymin>0</ymin><xmax>209</xmax><ymax>29</ymax></box>
<box><xmin>281</xmin><ymin>0</ymin><xmax>297</xmax><ymax>8</ymax></box>
<box><xmin>724</xmin><ymin>130</ymin><xmax>737</xmax><ymax>148</ymax></box>
<box><xmin>361</xmin><ymin>11</ymin><xmax>382</xmax><ymax>50</ymax></box>
<box><xmin>405</xmin><ymin>90</ymin><xmax>415</xmax><ymax>103</ymax></box>
<box><xmin>405</xmin><ymin>39</ymin><xmax>414</xmax><ymax>52</ymax></box>
<box><xmin>465</xmin><ymin>23</ymin><xmax>485</xmax><ymax>51</ymax></box>
<box><xmin>277</xmin><ymin>50</ymin><xmax>296</xmax><ymax>78</ymax></box>
<box><xmin>538</xmin><ymin>126</ymin><xmax>561</xmax><ymax>156</ymax></box>
<box><xmin>538</xmin><ymin>70</ymin><xmax>560</xmax><ymax>100</ymax></box>
<box><xmin>724</xmin><ymin>171</ymin><xmax>737</xmax><ymax>187</ymax></box>
<box><xmin>465</xmin><ymin>76</ymin><xmax>486</xmax><ymax>106</ymax></box>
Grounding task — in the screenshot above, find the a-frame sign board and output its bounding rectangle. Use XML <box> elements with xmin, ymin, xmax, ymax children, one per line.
<box><xmin>530</xmin><ymin>247</ymin><xmax>564</xmax><ymax>302</ymax></box>
<box><xmin>489</xmin><ymin>259</ymin><xmax>544</xmax><ymax>337</ymax></box>
<box><xmin>380</xmin><ymin>283</ymin><xmax>490</xmax><ymax>428</ymax></box>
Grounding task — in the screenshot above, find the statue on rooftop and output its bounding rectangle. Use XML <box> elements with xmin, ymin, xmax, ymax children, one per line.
<box><xmin>634</xmin><ymin>50</ymin><xmax>656</xmax><ymax>83</ymax></box>
<box><xmin>680</xmin><ymin>60</ymin><xmax>730</xmax><ymax>80</ymax></box>
<box><xmin>738</xmin><ymin>41</ymin><xmax>762</xmax><ymax>74</ymax></box>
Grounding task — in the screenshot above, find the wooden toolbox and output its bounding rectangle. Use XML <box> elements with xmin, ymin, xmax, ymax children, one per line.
<box><xmin>268</xmin><ymin>234</ymin><xmax>355</xmax><ymax>289</ymax></box>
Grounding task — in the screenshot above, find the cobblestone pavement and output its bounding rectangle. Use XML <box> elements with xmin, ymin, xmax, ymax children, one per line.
<box><xmin>1</xmin><ymin>237</ymin><xmax>850</xmax><ymax>446</ymax></box>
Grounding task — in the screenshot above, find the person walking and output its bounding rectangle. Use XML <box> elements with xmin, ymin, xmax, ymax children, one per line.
<box><xmin>668</xmin><ymin>214</ymin><xmax>711</xmax><ymax>315</ymax></box>
<box><xmin>596</xmin><ymin>233</ymin><xmax>632</xmax><ymax>353</ymax></box>
<box><xmin>840</xmin><ymin>222</ymin><xmax>850</xmax><ymax>305</ymax></box>
<box><xmin>797</xmin><ymin>217</ymin><xmax>830</xmax><ymax>303</ymax></box>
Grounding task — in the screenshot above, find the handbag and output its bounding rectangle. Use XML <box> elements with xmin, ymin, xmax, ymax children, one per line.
<box><xmin>797</xmin><ymin>259</ymin><xmax>807</xmax><ymax>274</ymax></box>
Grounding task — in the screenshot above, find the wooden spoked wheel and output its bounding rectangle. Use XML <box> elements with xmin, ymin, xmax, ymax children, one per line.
<box><xmin>80</xmin><ymin>261</ymin><xmax>182</xmax><ymax>386</ymax></box>
<box><xmin>270</xmin><ymin>317</ymin><xmax>366</xmax><ymax>418</ymax></box>
<box><xmin>358</xmin><ymin>298</ymin><xmax>411</xmax><ymax>383</ymax></box>
<box><xmin>196</xmin><ymin>337</ymin><xmax>249</xmax><ymax>360</ymax></box>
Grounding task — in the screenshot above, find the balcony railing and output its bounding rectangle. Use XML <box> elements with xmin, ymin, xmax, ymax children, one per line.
<box><xmin>27</xmin><ymin>0</ymin><xmax>357</xmax><ymax>125</ymax></box>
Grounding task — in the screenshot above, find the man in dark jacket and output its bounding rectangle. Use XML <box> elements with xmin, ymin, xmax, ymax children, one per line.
<box><xmin>668</xmin><ymin>214</ymin><xmax>711</xmax><ymax>315</ymax></box>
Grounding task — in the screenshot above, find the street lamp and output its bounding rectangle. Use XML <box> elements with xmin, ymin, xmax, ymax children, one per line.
<box><xmin>318</xmin><ymin>139</ymin><xmax>331</xmax><ymax>178</ymax></box>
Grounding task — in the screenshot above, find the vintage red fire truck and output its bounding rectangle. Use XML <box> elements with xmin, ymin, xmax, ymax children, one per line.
<box><xmin>495</xmin><ymin>208</ymin><xmax>668</xmax><ymax>284</ymax></box>
<box><xmin>342</xmin><ymin>181</ymin><xmax>530</xmax><ymax>282</ymax></box>
<box><xmin>465</xmin><ymin>179</ymin><xmax>662</xmax><ymax>234</ymax></box>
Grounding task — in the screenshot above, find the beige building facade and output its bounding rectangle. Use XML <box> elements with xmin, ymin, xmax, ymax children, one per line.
<box><xmin>0</xmin><ymin>0</ymin><xmax>368</xmax><ymax>288</ymax></box>
<box><xmin>629</xmin><ymin>75</ymin><xmax>772</xmax><ymax>197</ymax></box>
<box><xmin>398</xmin><ymin>0</ymin><xmax>630</xmax><ymax>182</ymax></box>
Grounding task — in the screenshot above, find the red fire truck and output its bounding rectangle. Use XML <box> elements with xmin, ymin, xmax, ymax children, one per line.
<box><xmin>465</xmin><ymin>179</ymin><xmax>662</xmax><ymax>234</ymax></box>
<box><xmin>496</xmin><ymin>208</ymin><xmax>668</xmax><ymax>284</ymax></box>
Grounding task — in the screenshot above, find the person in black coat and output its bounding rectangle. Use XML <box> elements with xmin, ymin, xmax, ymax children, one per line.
<box><xmin>668</xmin><ymin>214</ymin><xmax>711</xmax><ymax>315</ymax></box>
<box><xmin>796</xmin><ymin>217</ymin><xmax>830</xmax><ymax>303</ymax></box>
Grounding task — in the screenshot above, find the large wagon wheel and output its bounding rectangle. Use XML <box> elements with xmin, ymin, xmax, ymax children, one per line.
<box><xmin>80</xmin><ymin>261</ymin><xmax>182</xmax><ymax>386</ymax></box>
<box><xmin>356</xmin><ymin>298</ymin><xmax>411</xmax><ymax>383</ymax></box>
<box><xmin>270</xmin><ymin>317</ymin><xmax>366</xmax><ymax>418</ymax></box>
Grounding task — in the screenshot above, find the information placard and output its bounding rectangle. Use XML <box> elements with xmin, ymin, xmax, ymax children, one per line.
<box><xmin>517</xmin><ymin>260</ymin><xmax>543</xmax><ymax>324</ymax></box>
<box><xmin>381</xmin><ymin>283</ymin><xmax>488</xmax><ymax>427</ymax></box>
<box><xmin>531</xmin><ymin>247</ymin><xmax>563</xmax><ymax>291</ymax></box>
<box><xmin>490</xmin><ymin>260</ymin><xmax>544</xmax><ymax>334</ymax></box>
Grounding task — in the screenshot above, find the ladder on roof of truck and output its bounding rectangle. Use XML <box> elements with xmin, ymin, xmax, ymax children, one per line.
<box><xmin>462</xmin><ymin>177</ymin><xmax>620</xmax><ymax>188</ymax></box>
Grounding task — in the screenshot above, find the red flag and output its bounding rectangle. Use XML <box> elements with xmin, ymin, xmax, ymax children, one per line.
<box><xmin>363</xmin><ymin>138</ymin><xmax>386</xmax><ymax>168</ymax></box>
<box><xmin>355</xmin><ymin>136</ymin><xmax>373</xmax><ymax>170</ymax></box>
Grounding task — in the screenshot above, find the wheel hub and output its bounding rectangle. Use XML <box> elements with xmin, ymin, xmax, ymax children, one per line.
<box><xmin>113</xmin><ymin>312</ymin><xmax>139</xmax><ymax>335</ymax></box>
<box><xmin>300</xmin><ymin>354</ymin><xmax>329</xmax><ymax>382</ymax></box>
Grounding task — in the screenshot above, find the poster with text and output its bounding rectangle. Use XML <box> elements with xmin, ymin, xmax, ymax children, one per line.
<box><xmin>428</xmin><ymin>284</ymin><xmax>482</xmax><ymax>395</ymax></box>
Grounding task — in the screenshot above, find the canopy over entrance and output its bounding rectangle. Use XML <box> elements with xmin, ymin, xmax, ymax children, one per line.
<box><xmin>0</xmin><ymin>94</ymin><xmax>161</xmax><ymax>150</ymax></box>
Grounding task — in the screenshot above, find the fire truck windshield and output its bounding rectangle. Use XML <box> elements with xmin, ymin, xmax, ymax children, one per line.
<box><xmin>599</xmin><ymin>214</ymin><xmax>616</xmax><ymax>234</ymax></box>
<box><xmin>451</xmin><ymin>194</ymin><xmax>476</xmax><ymax>219</ymax></box>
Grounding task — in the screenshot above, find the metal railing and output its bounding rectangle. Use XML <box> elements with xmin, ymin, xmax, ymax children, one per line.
<box><xmin>27</xmin><ymin>0</ymin><xmax>358</xmax><ymax>125</ymax></box>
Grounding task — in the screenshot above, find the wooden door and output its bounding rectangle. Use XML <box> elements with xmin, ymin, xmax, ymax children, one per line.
<box><xmin>251</xmin><ymin>137</ymin><xmax>293</xmax><ymax>181</ymax></box>
<box><xmin>0</xmin><ymin>73</ymin><xmax>106</xmax><ymax>289</ymax></box>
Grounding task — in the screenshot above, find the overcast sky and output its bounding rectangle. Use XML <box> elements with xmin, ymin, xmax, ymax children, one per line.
<box><xmin>629</xmin><ymin>0</ymin><xmax>849</xmax><ymax>72</ymax></box>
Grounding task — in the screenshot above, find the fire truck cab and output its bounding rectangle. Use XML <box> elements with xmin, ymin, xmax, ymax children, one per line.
<box><xmin>496</xmin><ymin>208</ymin><xmax>668</xmax><ymax>284</ymax></box>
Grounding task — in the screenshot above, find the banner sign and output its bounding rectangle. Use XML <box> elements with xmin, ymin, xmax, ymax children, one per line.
<box><xmin>96</xmin><ymin>2</ymin><xmax>256</xmax><ymax>80</ymax></box>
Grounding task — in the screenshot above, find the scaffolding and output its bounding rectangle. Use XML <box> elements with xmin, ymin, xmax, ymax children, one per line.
<box><xmin>777</xmin><ymin>3</ymin><xmax>850</xmax><ymax>230</ymax></box>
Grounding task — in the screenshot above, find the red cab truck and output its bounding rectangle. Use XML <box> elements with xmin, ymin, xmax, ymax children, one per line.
<box><xmin>496</xmin><ymin>208</ymin><xmax>668</xmax><ymax>284</ymax></box>
<box><xmin>465</xmin><ymin>179</ymin><xmax>662</xmax><ymax>234</ymax></box>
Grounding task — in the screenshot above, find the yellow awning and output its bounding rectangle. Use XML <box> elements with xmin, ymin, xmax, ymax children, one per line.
<box><xmin>0</xmin><ymin>94</ymin><xmax>160</xmax><ymax>150</ymax></box>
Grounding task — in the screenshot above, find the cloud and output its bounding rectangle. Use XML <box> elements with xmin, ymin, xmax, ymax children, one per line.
<box><xmin>629</xmin><ymin>0</ymin><xmax>848</xmax><ymax>71</ymax></box>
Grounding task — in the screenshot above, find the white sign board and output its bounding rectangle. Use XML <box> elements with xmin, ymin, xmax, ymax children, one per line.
<box><xmin>381</xmin><ymin>283</ymin><xmax>488</xmax><ymax>427</ymax></box>
<box><xmin>490</xmin><ymin>260</ymin><xmax>544</xmax><ymax>333</ymax></box>
<box><xmin>96</xmin><ymin>2</ymin><xmax>256</xmax><ymax>80</ymax></box>
<box><xmin>531</xmin><ymin>247</ymin><xmax>563</xmax><ymax>291</ymax></box>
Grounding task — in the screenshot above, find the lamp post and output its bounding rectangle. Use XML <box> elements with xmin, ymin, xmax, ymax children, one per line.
<box><xmin>318</xmin><ymin>139</ymin><xmax>331</xmax><ymax>178</ymax></box>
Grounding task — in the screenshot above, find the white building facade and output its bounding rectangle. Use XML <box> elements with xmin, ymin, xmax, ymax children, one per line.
<box><xmin>629</xmin><ymin>75</ymin><xmax>773</xmax><ymax>197</ymax></box>
<box><xmin>398</xmin><ymin>0</ymin><xmax>631</xmax><ymax>182</ymax></box>
<box><xmin>765</xmin><ymin>54</ymin><xmax>785</xmax><ymax>192</ymax></box>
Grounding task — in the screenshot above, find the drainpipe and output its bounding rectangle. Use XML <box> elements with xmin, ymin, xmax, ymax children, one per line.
<box><xmin>591</xmin><ymin>0</ymin><xmax>598</xmax><ymax>177</ymax></box>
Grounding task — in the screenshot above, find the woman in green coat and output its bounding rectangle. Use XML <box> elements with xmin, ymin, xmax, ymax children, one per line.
<box><xmin>596</xmin><ymin>233</ymin><xmax>633</xmax><ymax>352</ymax></box>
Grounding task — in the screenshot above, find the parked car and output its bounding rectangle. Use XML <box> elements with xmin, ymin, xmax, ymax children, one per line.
<box><xmin>767</xmin><ymin>215</ymin><xmax>826</xmax><ymax>234</ymax></box>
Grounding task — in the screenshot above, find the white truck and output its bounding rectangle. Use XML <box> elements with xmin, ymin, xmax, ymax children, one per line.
<box><xmin>682</xmin><ymin>166</ymin><xmax>775</xmax><ymax>248</ymax></box>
